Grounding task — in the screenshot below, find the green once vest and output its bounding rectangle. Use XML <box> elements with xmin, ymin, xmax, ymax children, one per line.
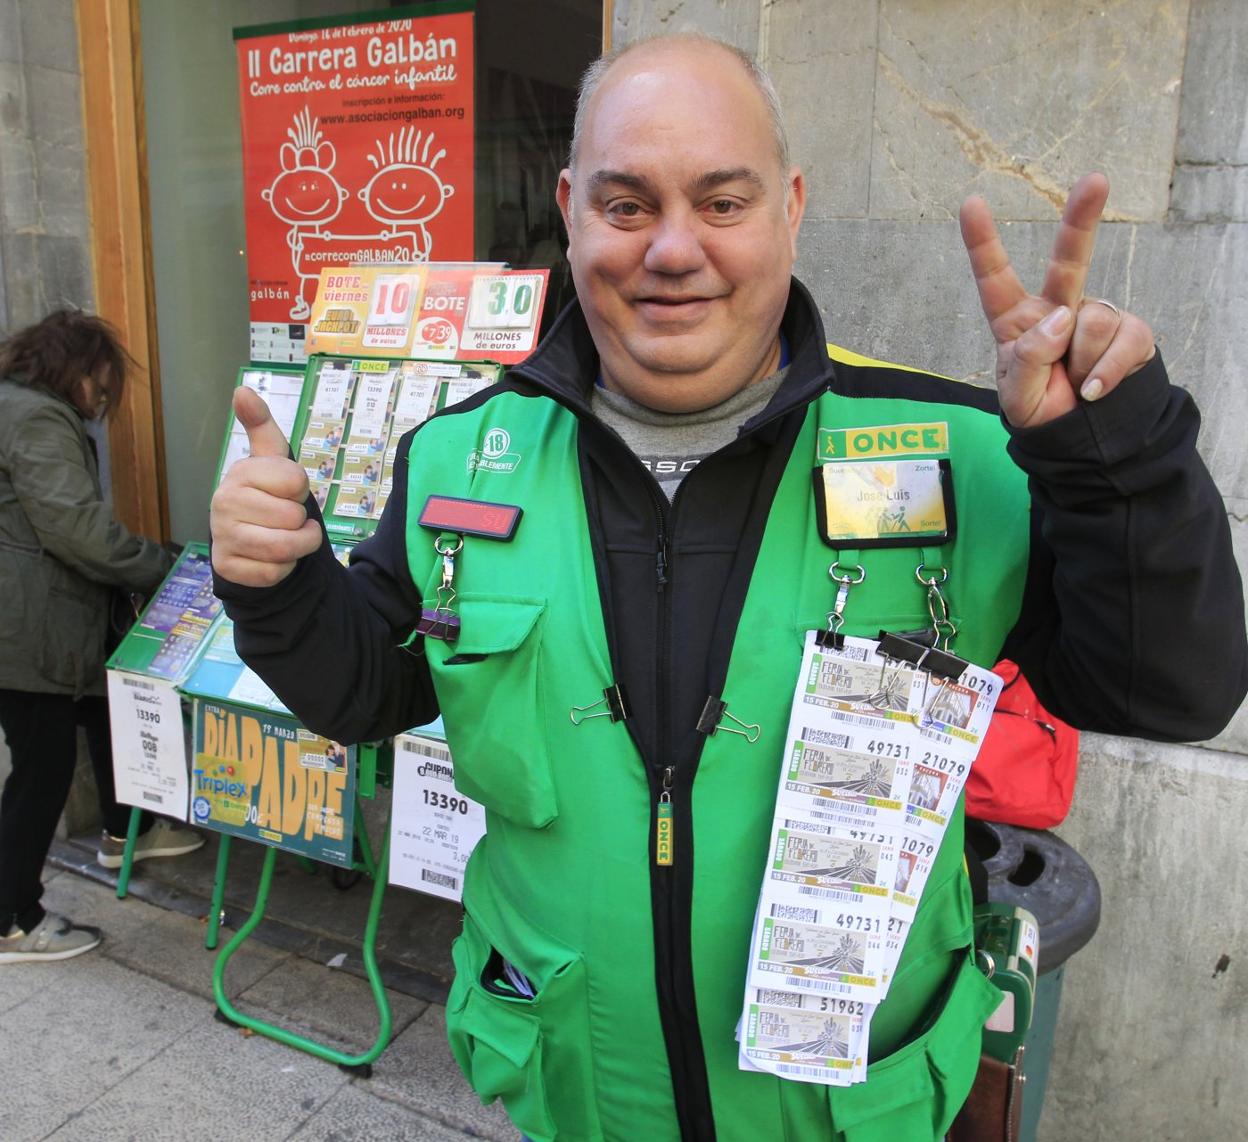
<box><xmin>404</xmin><ymin>370</ymin><xmax>1030</xmax><ymax>1142</ymax></box>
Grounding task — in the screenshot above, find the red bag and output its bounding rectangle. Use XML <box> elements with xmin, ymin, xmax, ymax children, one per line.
<box><xmin>965</xmin><ymin>660</ymin><xmax>1079</xmax><ymax>828</ymax></box>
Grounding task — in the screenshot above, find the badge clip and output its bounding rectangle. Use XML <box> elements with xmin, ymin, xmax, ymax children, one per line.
<box><xmin>696</xmin><ymin>697</ymin><xmax>761</xmax><ymax>743</ymax></box>
<box><xmin>570</xmin><ymin>684</ymin><xmax>630</xmax><ymax>725</ymax></box>
<box><xmin>916</xmin><ymin>561</ymin><xmax>963</xmax><ymax>666</ymax></box>
<box><xmin>417</xmin><ymin>533</ymin><xmax>463</xmax><ymax>643</ymax></box>
<box><xmin>817</xmin><ymin>561</ymin><xmax>866</xmax><ymax>650</ymax></box>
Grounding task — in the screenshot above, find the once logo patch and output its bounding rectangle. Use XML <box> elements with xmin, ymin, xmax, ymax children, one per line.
<box><xmin>817</xmin><ymin>423</ymin><xmax>948</xmax><ymax>462</ymax></box>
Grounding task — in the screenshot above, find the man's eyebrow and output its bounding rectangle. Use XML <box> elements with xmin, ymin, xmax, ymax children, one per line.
<box><xmin>690</xmin><ymin>167</ymin><xmax>765</xmax><ymax>194</ymax></box>
<box><xmin>583</xmin><ymin>167</ymin><xmax>766</xmax><ymax>196</ymax></box>
<box><xmin>585</xmin><ymin>169</ymin><xmax>654</xmax><ymax>195</ymax></box>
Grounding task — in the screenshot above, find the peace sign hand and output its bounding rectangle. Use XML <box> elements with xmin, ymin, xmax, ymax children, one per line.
<box><xmin>959</xmin><ymin>173</ymin><xmax>1156</xmax><ymax>429</ymax></box>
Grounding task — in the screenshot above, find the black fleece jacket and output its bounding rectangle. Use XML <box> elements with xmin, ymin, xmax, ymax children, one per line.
<box><xmin>215</xmin><ymin>280</ymin><xmax>1247</xmax><ymax>751</ymax></box>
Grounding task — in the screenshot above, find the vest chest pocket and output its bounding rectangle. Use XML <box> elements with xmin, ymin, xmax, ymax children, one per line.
<box><xmin>425</xmin><ymin>596</ymin><xmax>558</xmax><ymax>828</ymax></box>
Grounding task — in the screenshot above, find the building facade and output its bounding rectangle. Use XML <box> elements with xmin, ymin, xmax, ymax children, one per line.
<box><xmin>1</xmin><ymin>1</ymin><xmax>1244</xmax><ymax>1137</ymax></box>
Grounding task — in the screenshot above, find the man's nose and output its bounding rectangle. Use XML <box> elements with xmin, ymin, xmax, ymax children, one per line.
<box><xmin>643</xmin><ymin>209</ymin><xmax>706</xmax><ymax>275</ymax></box>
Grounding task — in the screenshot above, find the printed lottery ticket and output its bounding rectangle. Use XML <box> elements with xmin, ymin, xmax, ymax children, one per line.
<box><xmin>347</xmin><ymin>368</ymin><xmax>396</xmax><ymax>443</ymax></box>
<box><xmin>782</xmin><ymin>736</ymin><xmax>913</xmax><ymax>825</ymax></box>
<box><xmin>801</xmin><ymin>638</ymin><xmax>926</xmax><ymax>727</ymax></box>
<box><xmin>392</xmin><ymin>371</ymin><xmax>440</xmax><ymax>425</ymax></box>
<box><xmin>311</xmin><ymin>360</ymin><xmax>353</xmax><ymax>418</ymax></box>
<box><xmin>767</xmin><ymin>820</ymin><xmax>896</xmax><ymax>905</ymax></box>
<box><xmin>443</xmin><ymin>369</ymin><xmax>496</xmax><ymax>409</ymax></box>
<box><xmin>740</xmin><ymin>987</ymin><xmax>870</xmax><ymax>1086</ymax></box>
<box><xmin>750</xmin><ymin>900</ymin><xmax>886</xmax><ymax>999</ymax></box>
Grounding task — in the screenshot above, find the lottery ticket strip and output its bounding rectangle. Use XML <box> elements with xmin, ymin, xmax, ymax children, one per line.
<box><xmin>739</xmin><ymin>633</ymin><xmax>1000</xmax><ymax>1085</ymax></box>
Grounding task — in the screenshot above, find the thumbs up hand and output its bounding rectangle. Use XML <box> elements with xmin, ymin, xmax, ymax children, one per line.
<box><xmin>210</xmin><ymin>386</ymin><xmax>323</xmax><ymax>587</ymax></box>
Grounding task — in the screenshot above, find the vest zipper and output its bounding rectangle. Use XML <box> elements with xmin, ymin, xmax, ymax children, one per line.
<box><xmin>577</xmin><ymin>414</ymin><xmax>718</xmax><ymax>1141</ymax></box>
<box><xmin>655</xmin><ymin>765</ymin><xmax>674</xmax><ymax>865</ymax></box>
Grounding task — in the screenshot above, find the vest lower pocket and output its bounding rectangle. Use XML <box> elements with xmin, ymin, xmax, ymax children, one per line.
<box><xmin>447</xmin><ymin>909</ymin><xmax>603</xmax><ymax>1141</ymax></box>
<box><xmin>426</xmin><ymin>596</ymin><xmax>557</xmax><ymax>828</ymax></box>
<box><xmin>826</xmin><ymin>950</ymin><xmax>999</xmax><ymax>1141</ymax></box>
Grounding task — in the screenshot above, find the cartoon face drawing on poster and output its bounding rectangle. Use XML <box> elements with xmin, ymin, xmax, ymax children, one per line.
<box><xmin>358</xmin><ymin>128</ymin><xmax>455</xmax><ymax>260</ymax></box>
<box><xmin>262</xmin><ymin>107</ymin><xmax>349</xmax><ymax>320</ymax></box>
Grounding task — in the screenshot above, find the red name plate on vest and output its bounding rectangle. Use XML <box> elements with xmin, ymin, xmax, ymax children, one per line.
<box><xmin>418</xmin><ymin>495</ymin><xmax>522</xmax><ymax>541</ymax></box>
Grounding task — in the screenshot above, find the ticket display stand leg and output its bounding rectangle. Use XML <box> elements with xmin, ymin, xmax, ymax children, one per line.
<box><xmin>114</xmin><ymin>805</ymin><xmax>144</xmax><ymax>899</ymax></box>
<box><xmin>211</xmin><ymin>829</ymin><xmax>394</xmax><ymax>1070</ymax></box>
<box><xmin>205</xmin><ymin>833</ymin><xmax>232</xmax><ymax>950</ymax></box>
<box><xmin>353</xmin><ymin>796</ymin><xmax>377</xmax><ymax>877</ymax></box>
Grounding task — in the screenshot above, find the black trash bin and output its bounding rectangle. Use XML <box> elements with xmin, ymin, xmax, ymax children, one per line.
<box><xmin>965</xmin><ymin>818</ymin><xmax>1101</xmax><ymax>1142</ymax></box>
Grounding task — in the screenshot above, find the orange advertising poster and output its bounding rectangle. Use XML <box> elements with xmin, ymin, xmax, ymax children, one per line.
<box><xmin>235</xmin><ymin>5</ymin><xmax>474</xmax><ymax>362</ymax></box>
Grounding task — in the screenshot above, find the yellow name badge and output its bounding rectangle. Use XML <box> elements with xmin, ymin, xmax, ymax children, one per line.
<box><xmin>813</xmin><ymin>458</ymin><xmax>955</xmax><ymax>549</ymax></box>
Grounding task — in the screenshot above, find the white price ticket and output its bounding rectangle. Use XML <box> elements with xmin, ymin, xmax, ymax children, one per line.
<box><xmin>388</xmin><ymin>733</ymin><xmax>486</xmax><ymax>903</ymax></box>
<box><xmin>106</xmin><ymin>672</ymin><xmax>189</xmax><ymax>819</ymax></box>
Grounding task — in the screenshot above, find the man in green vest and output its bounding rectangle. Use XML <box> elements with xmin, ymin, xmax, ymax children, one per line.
<box><xmin>211</xmin><ymin>33</ymin><xmax>1245</xmax><ymax>1142</ymax></box>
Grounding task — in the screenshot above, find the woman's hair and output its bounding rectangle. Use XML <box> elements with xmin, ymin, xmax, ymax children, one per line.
<box><xmin>0</xmin><ymin>308</ymin><xmax>133</xmax><ymax>412</ymax></box>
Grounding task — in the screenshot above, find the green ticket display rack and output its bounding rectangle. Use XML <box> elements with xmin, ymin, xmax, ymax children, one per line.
<box><xmin>291</xmin><ymin>354</ymin><xmax>499</xmax><ymax>539</ymax></box>
<box><xmin>103</xmin><ymin>348</ymin><xmax>503</xmax><ymax>1072</ymax></box>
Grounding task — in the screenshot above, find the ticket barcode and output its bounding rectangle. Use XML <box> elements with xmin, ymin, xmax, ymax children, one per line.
<box><xmin>796</xmin><ymin>886</ymin><xmax>860</xmax><ymax>902</ymax></box>
<box><xmin>775</xmin><ymin>1063</ymin><xmax>846</xmax><ymax>1077</ymax></box>
<box><xmin>807</xmin><ymin>801</ymin><xmax>869</xmax><ymax>818</ymax></box>
<box><xmin>799</xmin><ymin>727</ymin><xmax>852</xmax><ymax>749</ymax></box>
<box><xmin>141</xmin><ymin>792</ymin><xmax>164</xmax><ymax>803</ymax></box>
<box><xmin>421</xmin><ymin>869</ymin><xmax>457</xmax><ymax>889</ymax></box>
<box><xmin>402</xmin><ymin>740</ymin><xmax>451</xmax><ymax>761</ymax></box>
<box><xmin>820</xmin><ymin>711</ymin><xmax>900</xmax><ymax>729</ymax></box>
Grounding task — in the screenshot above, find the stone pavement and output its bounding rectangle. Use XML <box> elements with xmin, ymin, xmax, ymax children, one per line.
<box><xmin>0</xmin><ymin>865</ymin><xmax>521</xmax><ymax>1141</ymax></box>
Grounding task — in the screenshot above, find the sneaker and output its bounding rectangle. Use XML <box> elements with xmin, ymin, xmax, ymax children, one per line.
<box><xmin>0</xmin><ymin>913</ymin><xmax>102</xmax><ymax>963</ymax></box>
<box><xmin>97</xmin><ymin>818</ymin><xmax>206</xmax><ymax>870</ymax></box>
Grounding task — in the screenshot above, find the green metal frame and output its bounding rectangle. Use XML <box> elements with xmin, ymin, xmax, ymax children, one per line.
<box><xmin>114</xmin><ymin>798</ymin><xmax>394</xmax><ymax>1070</ymax></box>
<box><xmin>209</xmin><ymin>795</ymin><xmax>393</xmax><ymax>1069</ymax></box>
<box><xmin>114</xmin><ymin>805</ymin><xmax>143</xmax><ymax>898</ymax></box>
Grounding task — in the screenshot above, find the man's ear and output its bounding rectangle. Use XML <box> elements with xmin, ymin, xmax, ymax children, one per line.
<box><xmin>785</xmin><ymin>167</ymin><xmax>807</xmax><ymax>257</ymax></box>
<box><xmin>556</xmin><ymin>169</ymin><xmax>575</xmax><ymax>241</ymax></box>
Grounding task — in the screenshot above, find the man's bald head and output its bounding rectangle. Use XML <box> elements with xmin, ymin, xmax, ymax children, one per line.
<box><xmin>568</xmin><ymin>34</ymin><xmax>791</xmax><ymax>177</ymax></box>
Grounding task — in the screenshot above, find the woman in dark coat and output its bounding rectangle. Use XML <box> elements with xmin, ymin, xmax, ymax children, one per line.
<box><xmin>0</xmin><ymin>310</ymin><xmax>201</xmax><ymax>962</ymax></box>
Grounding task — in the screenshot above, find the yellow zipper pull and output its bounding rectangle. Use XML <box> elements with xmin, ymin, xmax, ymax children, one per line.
<box><xmin>656</xmin><ymin>766</ymin><xmax>674</xmax><ymax>866</ymax></box>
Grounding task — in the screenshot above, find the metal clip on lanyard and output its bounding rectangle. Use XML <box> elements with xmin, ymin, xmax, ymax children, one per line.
<box><xmin>912</xmin><ymin>560</ymin><xmax>967</xmax><ymax>680</ymax></box>
<box><xmin>916</xmin><ymin>560</ymin><xmax>957</xmax><ymax>651</ymax></box>
<box><xmin>415</xmin><ymin>533</ymin><xmax>464</xmax><ymax>642</ymax></box>
<box><xmin>817</xmin><ymin>557</ymin><xmax>866</xmax><ymax>650</ymax></box>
